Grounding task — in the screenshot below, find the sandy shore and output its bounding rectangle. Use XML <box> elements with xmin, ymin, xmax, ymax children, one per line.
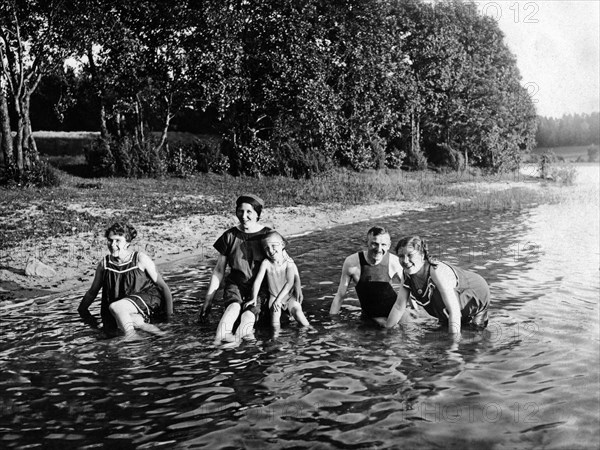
<box><xmin>0</xmin><ymin>199</ymin><xmax>432</xmax><ymax>302</ymax></box>
<box><xmin>5</xmin><ymin>163</ymin><xmax>591</xmax><ymax>303</ymax></box>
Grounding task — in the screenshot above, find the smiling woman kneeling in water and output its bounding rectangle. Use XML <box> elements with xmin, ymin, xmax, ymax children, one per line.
<box><xmin>78</xmin><ymin>222</ymin><xmax>173</xmax><ymax>337</ymax></box>
<box><xmin>386</xmin><ymin>236</ymin><xmax>490</xmax><ymax>337</ymax></box>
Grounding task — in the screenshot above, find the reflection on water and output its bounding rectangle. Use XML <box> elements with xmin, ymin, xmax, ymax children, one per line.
<box><xmin>1</xmin><ymin>166</ymin><xmax>598</xmax><ymax>448</ymax></box>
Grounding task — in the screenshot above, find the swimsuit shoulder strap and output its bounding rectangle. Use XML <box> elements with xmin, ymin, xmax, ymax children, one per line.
<box><xmin>357</xmin><ymin>251</ymin><xmax>367</xmax><ymax>267</ymax></box>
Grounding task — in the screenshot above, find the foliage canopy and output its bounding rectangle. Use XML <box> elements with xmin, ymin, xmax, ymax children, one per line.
<box><xmin>1</xmin><ymin>0</ymin><xmax>539</xmax><ymax>181</ymax></box>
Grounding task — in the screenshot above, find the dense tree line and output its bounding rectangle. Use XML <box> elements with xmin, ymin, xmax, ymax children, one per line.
<box><xmin>1</xmin><ymin>0</ymin><xmax>537</xmax><ymax>182</ymax></box>
<box><xmin>536</xmin><ymin>113</ymin><xmax>599</xmax><ymax>148</ymax></box>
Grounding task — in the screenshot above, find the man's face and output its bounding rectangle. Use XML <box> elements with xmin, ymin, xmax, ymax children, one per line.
<box><xmin>366</xmin><ymin>233</ymin><xmax>390</xmax><ymax>263</ymax></box>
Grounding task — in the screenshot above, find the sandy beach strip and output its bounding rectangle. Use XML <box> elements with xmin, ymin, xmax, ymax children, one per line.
<box><xmin>0</xmin><ymin>199</ymin><xmax>430</xmax><ymax>302</ymax></box>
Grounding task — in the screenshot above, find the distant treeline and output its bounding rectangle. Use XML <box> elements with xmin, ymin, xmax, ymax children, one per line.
<box><xmin>536</xmin><ymin>113</ymin><xmax>600</xmax><ymax>148</ymax></box>
<box><xmin>2</xmin><ymin>0</ymin><xmax>537</xmax><ymax>183</ymax></box>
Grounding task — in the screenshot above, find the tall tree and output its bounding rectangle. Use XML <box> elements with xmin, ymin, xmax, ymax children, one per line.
<box><xmin>0</xmin><ymin>82</ymin><xmax>13</xmax><ymax>168</ymax></box>
<box><xmin>0</xmin><ymin>0</ymin><xmax>69</xmax><ymax>178</ymax></box>
<box><xmin>395</xmin><ymin>0</ymin><xmax>537</xmax><ymax>170</ymax></box>
<box><xmin>61</xmin><ymin>0</ymin><xmax>196</xmax><ymax>175</ymax></box>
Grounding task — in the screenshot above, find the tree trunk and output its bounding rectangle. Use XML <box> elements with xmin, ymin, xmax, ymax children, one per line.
<box><xmin>134</xmin><ymin>93</ymin><xmax>145</xmax><ymax>147</ymax></box>
<box><xmin>13</xmin><ymin>98</ymin><xmax>24</xmax><ymax>174</ymax></box>
<box><xmin>23</xmin><ymin>92</ymin><xmax>39</xmax><ymax>165</ymax></box>
<box><xmin>156</xmin><ymin>96</ymin><xmax>172</xmax><ymax>153</ymax></box>
<box><xmin>99</xmin><ymin>100</ymin><xmax>109</xmax><ymax>140</ymax></box>
<box><xmin>98</xmin><ymin>99</ymin><xmax>113</xmax><ymax>157</ymax></box>
<box><xmin>87</xmin><ymin>46</ymin><xmax>112</xmax><ymax>155</ymax></box>
<box><xmin>411</xmin><ymin>110</ymin><xmax>420</xmax><ymax>156</ymax></box>
<box><xmin>0</xmin><ymin>88</ymin><xmax>14</xmax><ymax>169</ymax></box>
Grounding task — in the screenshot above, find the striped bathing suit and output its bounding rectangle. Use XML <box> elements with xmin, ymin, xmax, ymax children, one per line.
<box><xmin>100</xmin><ymin>251</ymin><xmax>163</xmax><ymax>331</ymax></box>
<box><xmin>403</xmin><ymin>261</ymin><xmax>490</xmax><ymax>329</ymax></box>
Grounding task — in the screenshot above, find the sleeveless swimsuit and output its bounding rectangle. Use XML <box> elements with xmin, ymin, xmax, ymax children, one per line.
<box><xmin>100</xmin><ymin>251</ymin><xmax>163</xmax><ymax>331</ymax></box>
<box><xmin>403</xmin><ymin>261</ymin><xmax>490</xmax><ymax>328</ymax></box>
<box><xmin>266</xmin><ymin>254</ymin><xmax>297</xmax><ymax>308</ymax></box>
<box><xmin>355</xmin><ymin>252</ymin><xmax>398</xmax><ymax>318</ymax></box>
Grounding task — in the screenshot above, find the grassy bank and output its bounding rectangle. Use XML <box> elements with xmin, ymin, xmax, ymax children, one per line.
<box><xmin>0</xmin><ymin>161</ymin><xmax>567</xmax><ymax>252</ymax></box>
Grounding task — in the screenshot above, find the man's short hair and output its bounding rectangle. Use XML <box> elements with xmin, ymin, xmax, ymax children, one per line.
<box><xmin>367</xmin><ymin>226</ymin><xmax>389</xmax><ymax>238</ymax></box>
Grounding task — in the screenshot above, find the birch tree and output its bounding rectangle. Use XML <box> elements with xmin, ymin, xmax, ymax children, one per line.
<box><xmin>0</xmin><ymin>0</ymin><xmax>69</xmax><ymax>179</ymax></box>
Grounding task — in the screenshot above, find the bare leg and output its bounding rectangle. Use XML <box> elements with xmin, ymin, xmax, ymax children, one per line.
<box><xmin>215</xmin><ymin>303</ymin><xmax>241</xmax><ymax>343</ymax></box>
<box><xmin>109</xmin><ymin>300</ymin><xmax>145</xmax><ymax>336</ymax></box>
<box><xmin>235</xmin><ymin>310</ymin><xmax>256</xmax><ymax>341</ymax></box>
<box><xmin>136</xmin><ymin>321</ymin><xmax>166</xmax><ymax>336</ymax></box>
<box><xmin>289</xmin><ymin>301</ymin><xmax>310</xmax><ymax>327</ymax></box>
<box><xmin>271</xmin><ymin>313</ymin><xmax>281</xmax><ymax>339</ymax></box>
<box><xmin>271</xmin><ymin>306</ymin><xmax>282</xmax><ymax>330</ymax></box>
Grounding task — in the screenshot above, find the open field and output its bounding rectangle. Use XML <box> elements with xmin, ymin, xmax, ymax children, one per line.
<box><xmin>28</xmin><ymin>131</ymin><xmax>598</xmax><ymax>162</ymax></box>
<box><xmin>30</xmin><ymin>130</ymin><xmax>216</xmax><ymax>156</ymax></box>
<box><xmin>533</xmin><ymin>145</ymin><xmax>599</xmax><ymax>162</ymax></box>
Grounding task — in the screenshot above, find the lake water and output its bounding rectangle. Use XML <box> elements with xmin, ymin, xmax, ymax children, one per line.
<box><xmin>1</xmin><ymin>165</ymin><xmax>598</xmax><ymax>449</ymax></box>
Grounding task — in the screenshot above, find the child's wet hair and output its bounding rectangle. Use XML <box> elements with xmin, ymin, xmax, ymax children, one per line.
<box><xmin>395</xmin><ymin>235</ymin><xmax>438</xmax><ymax>267</ymax></box>
<box><xmin>262</xmin><ymin>230</ymin><xmax>287</xmax><ymax>247</ymax></box>
<box><xmin>105</xmin><ymin>222</ymin><xmax>137</xmax><ymax>242</ymax></box>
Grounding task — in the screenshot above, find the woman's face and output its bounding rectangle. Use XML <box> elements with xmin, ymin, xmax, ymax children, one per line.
<box><xmin>107</xmin><ymin>232</ymin><xmax>129</xmax><ymax>258</ymax></box>
<box><xmin>397</xmin><ymin>246</ymin><xmax>425</xmax><ymax>275</ymax></box>
<box><xmin>236</xmin><ymin>202</ymin><xmax>259</xmax><ymax>230</ymax></box>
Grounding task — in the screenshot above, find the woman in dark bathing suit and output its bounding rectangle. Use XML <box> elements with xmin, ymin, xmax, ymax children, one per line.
<box><xmin>386</xmin><ymin>236</ymin><xmax>490</xmax><ymax>338</ymax></box>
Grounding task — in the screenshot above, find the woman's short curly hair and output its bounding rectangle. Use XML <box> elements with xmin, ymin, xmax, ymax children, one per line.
<box><xmin>105</xmin><ymin>222</ymin><xmax>138</xmax><ymax>242</ymax></box>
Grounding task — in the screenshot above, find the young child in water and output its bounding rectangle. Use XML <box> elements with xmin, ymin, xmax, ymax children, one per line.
<box><xmin>249</xmin><ymin>231</ymin><xmax>310</xmax><ymax>333</ymax></box>
<box><xmin>78</xmin><ymin>222</ymin><xmax>173</xmax><ymax>337</ymax></box>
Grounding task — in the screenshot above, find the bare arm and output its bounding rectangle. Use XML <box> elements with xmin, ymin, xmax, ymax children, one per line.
<box><xmin>78</xmin><ymin>261</ymin><xmax>104</xmax><ymax>328</ymax></box>
<box><xmin>249</xmin><ymin>260</ymin><xmax>269</xmax><ymax>306</ymax></box>
<box><xmin>329</xmin><ymin>256</ymin><xmax>355</xmax><ymax>315</ymax></box>
<box><xmin>139</xmin><ymin>253</ymin><xmax>174</xmax><ymax>318</ymax></box>
<box><xmin>388</xmin><ymin>254</ymin><xmax>405</xmax><ymax>285</ymax></box>
<box><xmin>199</xmin><ymin>254</ymin><xmax>227</xmax><ymax>321</ymax></box>
<box><xmin>385</xmin><ymin>286</ymin><xmax>410</xmax><ymax>328</ymax></box>
<box><xmin>294</xmin><ymin>270</ymin><xmax>303</xmax><ymax>304</ymax></box>
<box><xmin>430</xmin><ymin>264</ymin><xmax>462</xmax><ymax>336</ymax></box>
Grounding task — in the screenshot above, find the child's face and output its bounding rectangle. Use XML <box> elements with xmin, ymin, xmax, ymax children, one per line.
<box><xmin>264</xmin><ymin>237</ymin><xmax>285</xmax><ymax>261</ymax></box>
<box><xmin>236</xmin><ymin>203</ymin><xmax>259</xmax><ymax>229</ymax></box>
<box><xmin>398</xmin><ymin>246</ymin><xmax>425</xmax><ymax>275</ymax></box>
<box><xmin>107</xmin><ymin>232</ymin><xmax>129</xmax><ymax>257</ymax></box>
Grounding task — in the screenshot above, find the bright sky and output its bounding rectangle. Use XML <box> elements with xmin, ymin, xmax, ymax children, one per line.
<box><xmin>479</xmin><ymin>0</ymin><xmax>600</xmax><ymax>118</ymax></box>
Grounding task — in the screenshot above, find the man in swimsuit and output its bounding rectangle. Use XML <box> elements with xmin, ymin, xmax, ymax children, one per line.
<box><xmin>329</xmin><ymin>226</ymin><xmax>404</xmax><ymax>326</ymax></box>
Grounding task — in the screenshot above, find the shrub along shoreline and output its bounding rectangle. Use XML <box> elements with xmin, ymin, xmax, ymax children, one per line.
<box><xmin>0</xmin><ymin>165</ymin><xmax>577</xmax><ymax>302</ymax></box>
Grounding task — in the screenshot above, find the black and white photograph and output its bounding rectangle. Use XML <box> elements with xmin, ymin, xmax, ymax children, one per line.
<box><xmin>1</xmin><ymin>0</ymin><xmax>598</xmax><ymax>448</ymax></box>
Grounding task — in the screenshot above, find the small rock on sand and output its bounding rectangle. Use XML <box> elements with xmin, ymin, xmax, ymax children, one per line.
<box><xmin>25</xmin><ymin>258</ymin><xmax>57</xmax><ymax>278</ymax></box>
